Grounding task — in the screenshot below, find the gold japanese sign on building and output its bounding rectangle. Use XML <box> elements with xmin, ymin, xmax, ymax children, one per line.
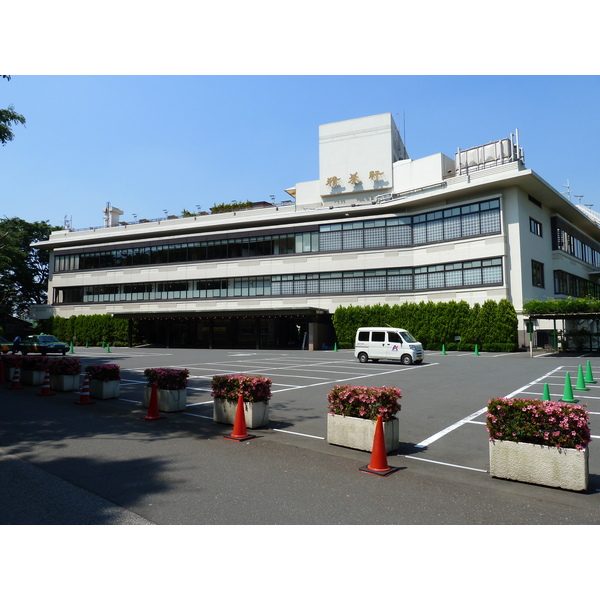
<box><xmin>349</xmin><ymin>172</ymin><xmax>361</xmax><ymax>185</ymax></box>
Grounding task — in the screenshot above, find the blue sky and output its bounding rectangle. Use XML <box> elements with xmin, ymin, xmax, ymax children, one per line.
<box><xmin>3</xmin><ymin>75</ymin><xmax>600</xmax><ymax>229</ymax></box>
<box><xmin>2</xmin><ymin>5</ymin><xmax>599</xmax><ymax>230</ymax></box>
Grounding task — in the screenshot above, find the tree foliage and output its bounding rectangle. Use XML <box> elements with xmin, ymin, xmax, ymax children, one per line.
<box><xmin>210</xmin><ymin>201</ymin><xmax>253</xmax><ymax>214</ymax></box>
<box><xmin>523</xmin><ymin>296</ymin><xmax>600</xmax><ymax>315</ymax></box>
<box><xmin>0</xmin><ymin>217</ymin><xmax>60</xmax><ymax>319</ymax></box>
<box><xmin>1</xmin><ymin>76</ymin><xmax>26</xmax><ymax>145</ymax></box>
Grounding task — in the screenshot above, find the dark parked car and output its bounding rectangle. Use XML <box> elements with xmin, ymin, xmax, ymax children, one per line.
<box><xmin>0</xmin><ymin>336</ymin><xmax>13</xmax><ymax>354</ymax></box>
<box><xmin>21</xmin><ymin>335</ymin><xmax>69</xmax><ymax>355</ymax></box>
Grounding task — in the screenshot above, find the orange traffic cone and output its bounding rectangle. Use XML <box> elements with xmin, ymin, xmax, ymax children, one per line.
<box><xmin>359</xmin><ymin>415</ymin><xmax>400</xmax><ymax>476</ymax></box>
<box><xmin>224</xmin><ymin>392</ymin><xmax>256</xmax><ymax>441</ymax></box>
<box><xmin>9</xmin><ymin>366</ymin><xmax>22</xmax><ymax>389</ymax></box>
<box><xmin>140</xmin><ymin>382</ymin><xmax>165</xmax><ymax>420</ymax></box>
<box><xmin>74</xmin><ymin>372</ymin><xmax>95</xmax><ymax>405</ymax></box>
<box><xmin>37</xmin><ymin>370</ymin><xmax>54</xmax><ymax>396</ymax></box>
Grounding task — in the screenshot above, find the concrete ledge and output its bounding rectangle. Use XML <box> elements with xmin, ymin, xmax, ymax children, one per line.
<box><xmin>327</xmin><ymin>414</ymin><xmax>399</xmax><ymax>453</ymax></box>
<box><xmin>213</xmin><ymin>400</ymin><xmax>269</xmax><ymax>429</ymax></box>
<box><xmin>143</xmin><ymin>387</ymin><xmax>187</xmax><ymax>412</ymax></box>
<box><xmin>489</xmin><ymin>440</ymin><xmax>589</xmax><ymax>492</ymax></box>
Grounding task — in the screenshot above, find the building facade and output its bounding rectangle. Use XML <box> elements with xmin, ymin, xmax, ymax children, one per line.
<box><xmin>32</xmin><ymin>113</ymin><xmax>600</xmax><ymax>349</ymax></box>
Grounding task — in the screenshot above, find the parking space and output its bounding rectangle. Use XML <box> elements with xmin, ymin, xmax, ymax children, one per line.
<box><xmin>66</xmin><ymin>346</ymin><xmax>599</xmax><ymax>491</ymax></box>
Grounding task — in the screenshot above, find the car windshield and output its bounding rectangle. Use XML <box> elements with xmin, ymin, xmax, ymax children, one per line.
<box><xmin>400</xmin><ymin>331</ymin><xmax>417</xmax><ymax>343</ymax></box>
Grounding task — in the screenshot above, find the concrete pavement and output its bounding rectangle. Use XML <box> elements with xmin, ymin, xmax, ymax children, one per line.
<box><xmin>1</xmin><ymin>380</ymin><xmax>599</xmax><ymax>525</ymax></box>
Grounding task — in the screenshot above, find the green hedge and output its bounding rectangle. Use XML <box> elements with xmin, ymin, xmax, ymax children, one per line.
<box><xmin>40</xmin><ymin>314</ymin><xmax>137</xmax><ymax>347</ymax></box>
<box><xmin>332</xmin><ymin>299</ymin><xmax>518</xmax><ymax>351</ymax></box>
<box><xmin>523</xmin><ymin>296</ymin><xmax>600</xmax><ymax>315</ymax></box>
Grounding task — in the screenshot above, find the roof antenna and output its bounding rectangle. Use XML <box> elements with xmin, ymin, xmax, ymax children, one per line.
<box><xmin>561</xmin><ymin>179</ymin><xmax>571</xmax><ymax>202</ymax></box>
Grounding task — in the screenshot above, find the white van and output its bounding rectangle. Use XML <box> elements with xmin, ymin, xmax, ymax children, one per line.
<box><xmin>354</xmin><ymin>327</ymin><xmax>424</xmax><ymax>365</ymax></box>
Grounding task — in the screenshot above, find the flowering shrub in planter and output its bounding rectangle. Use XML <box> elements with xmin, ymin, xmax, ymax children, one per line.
<box><xmin>327</xmin><ymin>385</ymin><xmax>402</xmax><ymax>422</ymax></box>
<box><xmin>327</xmin><ymin>385</ymin><xmax>402</xmax><ymax>452</ymax></box>
<box><xmin>47</xmin><ymin>357</ymin><xmax>82</xmax><ymax>376</ymax></box>
<box><xmin>211</xmin><ymin>374</ymin><xmax>272</xmax><ymax>429</ymax></box>
<box><xmin>487</xmin><ymin>397</ymin><xmax>591</xmax><ymax>491</ymax></box>
<box><xmin>144</xmin><ymin>367</ymin><xmax>189</xmax><ymax>390</ymax></box>
<box><xmin>211</xmin><ymin>374</ymin><xmax>272</xmax><ymax>403</ymax></box>
<box><xmin>1</xmin><ymin>354</ymin><xmax>24</xmax><ymax>368</ymax></box>
<box><xmin>21</xmin><ymin>355</ymin><xmax>52</xmax><ymax>372</ymax></box>
<box><xmin>85</xmin><ymin>363</ymin><xmax>121</xmax><ymax>399</ymax></box>
<box><xmin>85</xmin><ymin>363</ymin><xmax>121</xmax><ymax>382</ymax></box>
<box><xmin>46</xmin><ymin>357</ymin><xmax>82</xmax><ymax>391</ymax></box>
<box><xmin>20</xmin><ymin>355</ymin><xmax>52</xmax><ymax>385</ymax></box>
<box><xmin>486</xmin><ymin>397</ymin><xmax>591</xmax><ymax>450</ymax></box>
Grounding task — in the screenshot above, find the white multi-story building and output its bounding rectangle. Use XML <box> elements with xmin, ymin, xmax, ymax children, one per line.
<box><xmin>32</xmin><ymin>113</ymin><xmax>600</xmax><ymax>349</ymax></box>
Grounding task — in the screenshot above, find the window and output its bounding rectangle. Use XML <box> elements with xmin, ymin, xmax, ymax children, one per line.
<box><xmin>532</xmin><ymin>260</ymin><xmax>545</xmax><ymax>288</ymax></box>
<box><xmin>530</xmin><ymin>217</ymin><xmax>543</xmax><ymax>237</ymax></box>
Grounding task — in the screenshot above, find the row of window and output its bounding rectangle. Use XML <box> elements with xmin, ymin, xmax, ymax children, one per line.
<box><xmin>554</xmin><ymin>225</ymin><xmax>600</xmax><ymax>268</ymax></box>
<box><xmin>52</xmin><ymin>258</ymin><xmax>504</xmax><ymax>304</ymax></box>
<box><xmin>54</xmin><ymin>232</ymin><xmax>318</xmax><ymax>272</ymax></box>
<box><xmin>53</xmin><ymin>199</ymin><xmax>502</xmax><ymax>273</ymax></box>
<box><xmin>554</xmin><ymin>270</ymin><xmax>600</xmax><ymax>298</ymax></box>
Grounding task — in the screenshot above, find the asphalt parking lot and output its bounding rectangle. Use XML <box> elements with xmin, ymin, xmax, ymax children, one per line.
<box><xmin>2</xmin><ymin>346</ymin><xmax>600</xmax><ymax>526</ymax></box>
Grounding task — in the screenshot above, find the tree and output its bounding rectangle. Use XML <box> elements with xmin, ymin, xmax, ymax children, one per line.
<box><xmin>1</xmin><ymin>76</ymin><xmax>26</xmax><ymax>145</ymax></box>
<box><xmin>0</xmin><ymin>217</ymin><xmax>61</xmax><ymax>319</ymax></box>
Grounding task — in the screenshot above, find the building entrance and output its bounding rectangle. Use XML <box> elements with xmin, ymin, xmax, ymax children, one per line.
<box><xmin>137</xmin><ymin>313</ymin><xmax>322</xmax><ymax>350</ymax></box>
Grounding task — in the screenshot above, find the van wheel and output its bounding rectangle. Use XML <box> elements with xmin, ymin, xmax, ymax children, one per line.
<box><xmin>401</xmin><ymin>354</ymin><xmax>413</xmax><ymax>365</ymax></box>
<box><xmin>357</xmin><ymin>352</ymin><xmax>369</xmax><ymax>363</ymax></box>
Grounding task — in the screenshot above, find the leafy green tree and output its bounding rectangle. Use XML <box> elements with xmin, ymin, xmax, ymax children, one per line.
<box><xmin>0</xmin><ymin>217</ymin><xmax>60</xmax><ymax>319</ymax></box>
<box><xmin>496</xmin><ymin>299</ymin><xmax>518</xmax><ymax>346</ymax></box>
<box><xmin>1</xmin><ymin>76</ymin><xmax>26</xmax><ymax>145</ymax></box>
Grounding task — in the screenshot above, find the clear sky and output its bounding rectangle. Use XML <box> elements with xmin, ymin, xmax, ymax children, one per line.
<box><xmin>3</xmin><ymin>75</ymin><xmax>600</xmax><ymax>230</ymax></box>
<box><xmin>2</xmin><ymin>5</ymin><xmax>599</xmax><ymax>232</ymax></box>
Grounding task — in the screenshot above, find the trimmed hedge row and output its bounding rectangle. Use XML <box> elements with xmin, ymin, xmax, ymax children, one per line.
<box><xmin>332</xmin><ymin>299</ymin><xmax>518</xmax><ymax>351</ymax></box>
<box><xmin>40</xmin><ymin>314</ymin><xmax>137</xmax><ymax>347</ymax></box>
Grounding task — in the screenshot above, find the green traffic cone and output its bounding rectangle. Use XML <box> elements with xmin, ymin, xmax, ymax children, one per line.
<box><xmin>106</xmin><ymin>344</ymin><xmax>111</xmax><ymax>353</ymax></box>
<box><xmin>585</xmin><ymin>360</ymin><xmax>596</xmax><ymax>384</ymax></box>
<box><xmin>334</xmin><ymin>342</ymin><xmax>337</xmax><ymax>352</ymax></box>
<box><xmin>101</xmin><ymin>341</ymin><xmax>105</xmax><ymax>348</ymax></box>
<box><xmin>69</xmin><ymin>342</ymin><xmax>74</xmax><ymax>354</ymax></box>
<box><xmin>542</xmin><ymin>382</ymin><xmax>551</xmax><ymax>401</ymax></box>
<box><xmin>441</xmin><ymin>344</ymin><xmax>446</xmax><ymax>355</ymax></box>
<box><xmin>85</xmin><ymin>341</ymin><xmax>89</xmax><ymax>348</ymax></box>
<box><xmin>575</xmin><ymin>365</ymin><xmax>589</xmax><ymax>391</ymax></box>
<box><xmin>561</xmin><ymin>372</ymin><xmax>577</xmax><ymax>403</ymax></box>
<box><xmin>474</xmin><ymin>344</ymin><xmax>479</xmax><ymax>356</ymax></box>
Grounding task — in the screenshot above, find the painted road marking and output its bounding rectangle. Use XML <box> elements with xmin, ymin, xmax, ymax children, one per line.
<box><xmin>414</xmin><ymin>365</ymin><xmax>566</xmax><ymax>449</ymax></box>
<box><xmin>404</xmin><ymin>455</ymin><xmax>487</xmax><ymax>473</ymax></box>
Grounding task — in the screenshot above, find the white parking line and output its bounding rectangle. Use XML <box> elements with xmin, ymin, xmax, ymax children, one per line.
<box><xmin>271</xmin><ymin>362</ymin><xmax>437</xmax><ymax>393</ymax></box>
<box><xmin>403</xmin><ymin>455</ymin><xmax>487</xmax><ymax>472</ymax></box>
<box><xmin>414</xmin><ymin>407</ymin><xmax>488</xmax><ymax>448</ymax></box>
<box><xmin>414</xmin><ymin>365</ymin><xmax>566</xmax><ymax>449</ymax></box>
<box><xmin>271</xmin><ymin>428</ymin><xmax>325</xmax><ymax>440</ymax></box>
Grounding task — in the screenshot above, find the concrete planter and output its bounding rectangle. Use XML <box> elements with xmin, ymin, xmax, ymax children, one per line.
<box><xmin>89</xmin><ymin>379</ymin><xmax>120</xmax><ymax>400</ymax></box>
<box><xmin>489</xmin><ymin>440</ymin><xmax>589</xmax><ymax>492</ymax></box>
<box><xmin>50</xmin><ymin>374</ymin><xmax>80</xmax><ymax>392</ymax></box>
<box><xmin>21</xmin><ymin>370</ymin><xmax>46</xmax><ymax>386</ymax></box>
<box><xmin>327</xmin><ymin>414</ymin><xmax>399</xmax><ymax>453</ymax></box>
<box><xmin>213</xmin><ymin>400</ymin><xmax>269</xmax><ymax>429</ymax></box>
<box><xmin>3</xmin><ymin>366</ymin><xmax>17</xmax><ymax>382</ymax></box>
<box><xmin>143</xmin><ymin>386</ymin><xmax>187</xmax><ymax>412</ymax></box>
